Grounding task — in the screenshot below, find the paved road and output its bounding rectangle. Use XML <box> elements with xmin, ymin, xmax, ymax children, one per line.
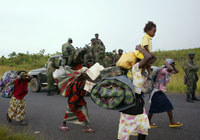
<box><xmin>0</xmin><ymin>89</ymin><xmax>200</xmax><ymax>140</ymax></box>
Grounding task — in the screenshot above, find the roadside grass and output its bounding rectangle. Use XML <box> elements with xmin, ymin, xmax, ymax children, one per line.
<box><xmin>0</xmin><ymin>125</ymin><xmax>43</xmax><ymax>140</ymax></box>
<box><xmin>1</xmin><ymin>65</ymin><xmax>199</xmax><ymax>94</ymax></box>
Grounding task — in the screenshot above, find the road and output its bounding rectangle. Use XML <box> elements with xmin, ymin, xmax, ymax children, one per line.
<box><xmin>0</xmin><ymin>89</ymin><xmax>200</xmax><ymax>140</ymax></box>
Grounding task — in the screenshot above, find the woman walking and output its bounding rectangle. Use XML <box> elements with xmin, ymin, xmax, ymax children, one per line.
<box><xmin>7</xmin><ymin>71</ymin><xmax>32</xmax><ymax>125</ymax></box>
<box><xmin>59</xmin><ymin>50</ymin><xmax>95</xmax><ymax>133</ymax></box>
<box><xmin>148</xmin><ymin>59</ymin><xmax>183</xmax><ymax>128</ymax></box>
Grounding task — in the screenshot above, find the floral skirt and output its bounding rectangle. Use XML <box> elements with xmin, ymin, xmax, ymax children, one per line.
<box><xmin>118</xmin><ymin>109</ymin><xmax>150</xmax><ymax>140</ymax></box>
<box><xmin>8</xmin><ymin>96</ymin><xmax>26</xmax><ymax>121</ymax></box>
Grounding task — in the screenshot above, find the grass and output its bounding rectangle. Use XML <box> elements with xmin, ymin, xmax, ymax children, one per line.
<box><xmin>1</xmin><ymin>48</ymin><xmax>200</xmax><ymax>94</ymax></box>
<box><xmin>0</xmin><ymin>125</ymin><xmax>41</xmax><ymax>140</ymax></box>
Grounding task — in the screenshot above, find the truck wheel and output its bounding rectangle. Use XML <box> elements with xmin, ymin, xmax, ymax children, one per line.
<box><xmin>30</xmin><ymin>78</ymin><xmax>41</xmax><ymax>92</ymax></box>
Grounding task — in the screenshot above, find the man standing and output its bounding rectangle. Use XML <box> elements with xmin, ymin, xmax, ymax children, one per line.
<box><xmin>91</xmin><ymin>33</ymin><xmax>105</xmax><ymax>64</ymax></box>
<box><xmin>46</xmin><ymin>57</ymin><xmax>57</xmax><ymax>96</ymax></box>
<box><xmin>116</xmin><ymin>49</ymin><xmax>123</xmax><ymax>62</ymax></box>
<box><xmin>62</xmin><ymin>38</ymin><xmax>75</xmax><ymax>66</ymax></box>
<box><xmin>184</xmin><ymin>52</ymin><xmax>199</xmax><ymax>103</ymax></box>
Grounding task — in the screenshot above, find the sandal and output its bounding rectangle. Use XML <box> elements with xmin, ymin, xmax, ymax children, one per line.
<box><xmin>6</xmin><ymin>113</ymin><xmax>12</xmax><ymax>123</ymax></box>
<box><xmin>169</xmin><ymin>122</ymin><xmax>183</xmax><ymax>128</ymax></box>
<box><xmin>83</xmin><ymin>127</ymin><xmax>95</xmax><ymax>133</ymax></box>
<box><xmin>150</xmin><ymin>123</ymin><xmax>157</xmax><ymax>128</ymax></box>
<box><xmin>59</xmin><ymin>126</ymin><xmax>70</xmax><ymax>131</ymax></box>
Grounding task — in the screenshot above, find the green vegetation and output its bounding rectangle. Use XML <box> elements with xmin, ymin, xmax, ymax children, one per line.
<box><xmin>153</xmin><ymin>48</ymin><xmax>200</xmax><ymax>93</ymax></box>
<box><xmin>0</xmin><ymin>125</ymin><xmax>41</xmax><ymax>140</ymax></box>
<box><xmin>0</xmin><ymin>48</ymin><xmax>200</xmax><ymax>93</ymax></box>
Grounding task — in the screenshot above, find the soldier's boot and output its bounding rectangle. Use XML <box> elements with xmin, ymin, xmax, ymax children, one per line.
<box><xmin>47</xmin><ymin>90</ymin><xmax>53</xmax><ymax>96</ymax></box>
<box><xmin>186</xmin><ymin>95</ymin><xmax>193</xmax><ymax>103</ymax></box>
<box><xmin>191</xmin><ymin>94</ymin><xmax>200</xmax><ymax>101</ymax></box>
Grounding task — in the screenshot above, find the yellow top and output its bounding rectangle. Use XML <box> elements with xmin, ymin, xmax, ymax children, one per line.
<box><xmin>141</xmin><ymin>33</ymin><xmax>152</xmax><ymax>52</ymax></box>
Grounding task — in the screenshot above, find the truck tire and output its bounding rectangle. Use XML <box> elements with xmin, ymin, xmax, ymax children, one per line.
<box><xmin>30</xmin><ymin>78</ymin><xmax>41</xmax><ymax>92</ymax></box>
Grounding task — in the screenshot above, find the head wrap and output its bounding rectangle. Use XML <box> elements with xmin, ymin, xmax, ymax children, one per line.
<box><xmin>165</xmin><ymin>59</ymin><xmax>175</xmax><ymax>65</ymax></box>
<box><xmin>19</xmin><ymin>71</ymin><xmax>27</xmax><ymax>78</ymax></box>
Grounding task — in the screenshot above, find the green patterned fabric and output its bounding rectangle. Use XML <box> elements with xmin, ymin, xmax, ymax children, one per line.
<box><xmin>90</xmin><ymin>79</ymin><xmax>135</xmax><ymax>110</ymax></box>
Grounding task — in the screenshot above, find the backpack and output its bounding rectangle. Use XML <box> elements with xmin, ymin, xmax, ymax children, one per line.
<box><xmin>143</xmin><ymin>66</ymin><xmax>164</xmax><ymax>94</ymax></box>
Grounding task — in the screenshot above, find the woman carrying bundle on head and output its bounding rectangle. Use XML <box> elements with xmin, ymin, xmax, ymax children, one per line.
<box><xmin>7</xmin><ymin>71</ymin><xmax>32</xmax><ymax>125</ymax></box>
<box><xmin>59</xmin><ymin>49</ymin><xmax>95</xmax><ymax>133</ymax></box>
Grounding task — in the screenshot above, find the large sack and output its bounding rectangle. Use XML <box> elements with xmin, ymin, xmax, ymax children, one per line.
<box><xmin>116</xmin><ymin>52</ymin><xmax>137</xmax><ymax>69</ymax></box>
<box><xmin>90</xmin><ymin>75</ymin><xmax>136</xmax><ymax>111</ymax></box>
<box><xmin>0</xmin><ymin>71</ymin><xmax>17</xmax><ymax>98</ymax></box>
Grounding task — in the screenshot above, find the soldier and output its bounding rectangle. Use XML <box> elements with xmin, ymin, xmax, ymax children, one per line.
<box><xmin>184</xmin><ymin>52</ymin><xmax>199</xmax><ymax>103</ymax></box>
<box><xmin>91</xmin><ymin>34</ymin><xmax>106</xmax><ymax>64</ymax></box>
<box><xmin>103</xmin><ymin>52</ymin><xmax>114</xmax><ymax>68</ymax></box>
<box><xmin>46</xmin><ymin>57</ymin><xmax>58</xmax><ymax>96</ymax></box>
<box><xmin>93</xmin><ymin>33</ymin><xmax>105</xmax><ymax>47</ymax></box>
<box><xmin>83</xmin><ymin>40</ymin><xmax>94</xmax><ymax>67</ymax></box>
<box><xmin>62</xmin><ymin>38</ymin><xmax>75</xmax><ymax>66</ymax></box>
<box><xmin>116</xmin><ymin>49</ymin><xmax>123</xmax><ymax>62</ymax></box>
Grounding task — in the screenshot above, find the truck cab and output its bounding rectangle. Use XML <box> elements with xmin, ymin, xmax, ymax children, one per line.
<box><xmin>28</xmin><ymin>55</ymin><xmax>63</xmax><ymax>92</ymax></box>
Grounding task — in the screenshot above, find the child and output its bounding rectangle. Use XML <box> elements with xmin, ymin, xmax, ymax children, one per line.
<box><xmin>7</xmin><ymin>71</ymin><xmax>32</xmax><ymax>125</ymax></box>
<box><xmin>118</xmin><ymin>45</ymin><xmax>153</xmax><ymax>140</ymax></box>
<box><xmin>148</xmin><ymin>59</ymin><xmax>183</xmax><ymax>128</ymax></box>
<box><xmin>135</xmin><ymin>21</ymin><xmax>157</xmax><ymax>63</ymax></box>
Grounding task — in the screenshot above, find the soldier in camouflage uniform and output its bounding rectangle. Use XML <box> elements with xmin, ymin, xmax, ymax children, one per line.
<box><xmin>103</xmin><ymin>52</ymin><xmax>114</xmax><ymax>68</ymax></box>
<box><xmin>46</xmin><ymin>58</ymin><xmax>58</xmax><ymax>96</ymax></box>
<box><xmin>62</xmin><ymin>38</ymin><xmax>75</xmax><ymax>66</ymax></box>
<box><xmin>184</xmin><ymin>52</ymin><xmax>199</xmax><ymax>102</ymax></box>
<box><xmin>115</xmin><ymin>49</ymin><xmax>123</xmax><ymax>63</ymax></box>
<box><xmin>91</xmin><ymin>34</ymin><xmax>106</xmax><ymax>64</ymax></box>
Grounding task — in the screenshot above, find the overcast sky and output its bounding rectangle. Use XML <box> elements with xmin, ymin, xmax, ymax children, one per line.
<box><xmin>0</xmin><ymin>0</ymin><xmax>200</xmax><ymax>57</ymax></box>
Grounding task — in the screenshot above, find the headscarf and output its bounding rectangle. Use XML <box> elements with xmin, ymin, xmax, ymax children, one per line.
<box><xmin>19</xmin><ymin>71</ymin><xmax>27</xmax><ymax>78</ymax></box>
<box><xmin>165</xmin><ymin>59</ymin><xmax>175</xmax><ymax>65</ymax></box>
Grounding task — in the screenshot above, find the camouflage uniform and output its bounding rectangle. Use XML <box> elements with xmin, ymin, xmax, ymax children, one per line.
<box><xmin>184</xmin><ymin>56</ymin><xmax>199</xmax><ymax>101</ymax></box>
<box><xmin>91</xmin><ymin>38</ymin><xmax>105</xmax><ymax>65</ymax></box>
<box><xmin>62</xmin><ymin>41</ymin><xmax>75</xmax><ymax>66</ymax></box>
<box><xmin>102</xmin><ymin>53</ymin><xmax>114</xmax><ymax>68</ymax></box>
<box><xmin>83</xmin><ymin>45</ymin><xmax>93</xmax><ymax>67</ymax></box>
<box><xmin>46</xmin><ymin>60</ymin><xmax>57</xmax><ymax>95</ymax></box>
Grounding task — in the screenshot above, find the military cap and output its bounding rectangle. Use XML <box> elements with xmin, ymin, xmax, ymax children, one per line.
<box><xmin>107</xmin><ymin>52</ymin><xmax>113</xmax><ymax>55</ymax></box>
<box><xmin>188</xmin><ymin>52</ymin><xmax>195</xmax><ymax>55</ymax></box>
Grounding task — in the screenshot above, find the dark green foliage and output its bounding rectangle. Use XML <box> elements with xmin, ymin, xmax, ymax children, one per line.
<box><xmin>153</xmin><ymin>48</ymin><xmax>200</xmax><ymax>67</ymax></box>
<box><xmin>0</xmin><ymin>50</ymin><xmax>50</xmax><ymax>69</ymax></box>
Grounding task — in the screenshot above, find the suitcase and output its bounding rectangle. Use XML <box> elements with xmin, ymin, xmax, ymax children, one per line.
<box><xmin>100</xmin><ymin>66</ymin><xmax>123</xmax><ymax>79</ymax></box>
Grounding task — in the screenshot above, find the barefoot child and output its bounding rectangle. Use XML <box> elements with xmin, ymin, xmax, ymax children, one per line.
<box><xmin>135</xmin><ymin>21</ymin><xmax>157</xmax><ymax>63</ymax></box>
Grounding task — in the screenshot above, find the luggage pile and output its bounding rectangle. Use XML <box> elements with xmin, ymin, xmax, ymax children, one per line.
<box><xmin>0</xmin><ymin>71</ymin><xmax>17</xmax><ymax>98</ymax></box>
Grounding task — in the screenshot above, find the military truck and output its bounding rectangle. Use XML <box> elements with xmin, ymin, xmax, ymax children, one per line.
<box><xmin>28</xmin><ymin>55</ymin><xmax>63</xmax><ymax>92</ymax></box>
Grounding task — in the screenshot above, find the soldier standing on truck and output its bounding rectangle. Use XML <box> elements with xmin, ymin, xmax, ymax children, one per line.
<box><xmin>184</xmin><ymin>52</ymin><xmax>199</xmax><ymax>103</ymax></box>
<box><xmin>91</xmin><ymin>33</ymin><xmax>106</xmax><ymax>64</ymax></box>
<box><xmin>62</xmin><ymin>38</ymin><xmax>75</xmax><ymax>66</ymax></box>
<box><xmin>46</xmin><ymin>57</ymin><xmax>58</xmax><ymax>96</ymax></box>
